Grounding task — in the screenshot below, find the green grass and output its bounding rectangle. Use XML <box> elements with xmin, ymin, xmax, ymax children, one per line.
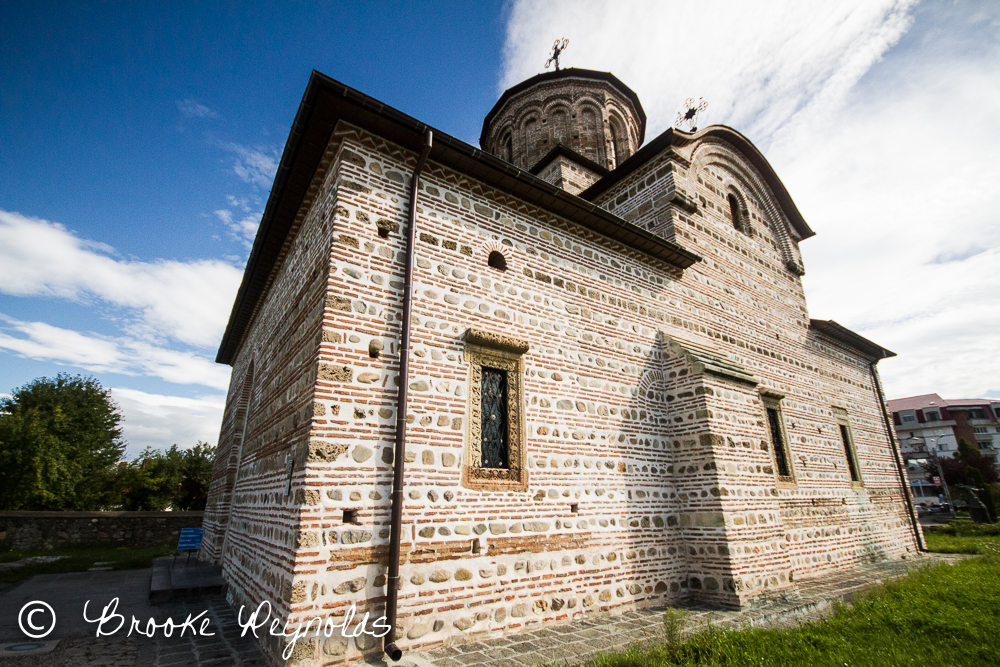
<box><xmin>0</xmin><ymin>542</ymin><xmax>175</xmax><ymax>584</ymax></box>
<box><xmin>578</xmin><ymin>528</ymin><xmax>1000</xmax><ymax>667</ymax></box>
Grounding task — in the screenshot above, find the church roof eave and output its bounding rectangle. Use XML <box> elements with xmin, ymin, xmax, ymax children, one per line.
<box><xmin>579</xmin><ymin>125</ymin><xmax>815</xmax><ymax>241</ymax></box>
<box><xmin>809</xmin><ymin>319</ymin><xmax>896</xmax><ymax>360</ymax></box>
<box><xmin>215</xmin><ymin>70</ymin><xmax>699</xmax><ymax>366</ymax></box>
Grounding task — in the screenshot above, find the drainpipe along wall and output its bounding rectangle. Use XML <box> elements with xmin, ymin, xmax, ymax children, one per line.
<box><xmin>384</xmin><ymin>130</ymin><xmax>433</xmax><ymax>661</ymax></box>
<box><xmin>870</xmin><ymin>358</ymin><xmax>925</xmax><ymax>552</ymax></box>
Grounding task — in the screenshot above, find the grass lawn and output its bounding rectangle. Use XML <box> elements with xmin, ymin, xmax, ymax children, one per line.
<box><xmin>582</xmin><ymin>523</ymin><xmax>1000</xmax><ymax>667</ymax></box>
<box><xmin>0</xmin><ymin>542</ymin><xmax>175</xmax><ymax>585</ymax></box>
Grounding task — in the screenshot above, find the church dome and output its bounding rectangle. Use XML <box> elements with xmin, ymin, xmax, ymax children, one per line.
<box><xmin>480</xmin><ymin>68</ymin><xmax>646</xmax><ymax>172</ymax></box>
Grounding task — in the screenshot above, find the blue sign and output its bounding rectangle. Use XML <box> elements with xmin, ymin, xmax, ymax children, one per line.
<box><xmin>176</xmin><ymin>527</ymin><xmax>204</xmax><ymax>551</ymax></box>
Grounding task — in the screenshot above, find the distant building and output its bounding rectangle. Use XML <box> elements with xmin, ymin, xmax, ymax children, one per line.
<box><xmin>887</xmin><ymin>393</ymin><xmax>1000</xmax><ymax>505</ymax></box>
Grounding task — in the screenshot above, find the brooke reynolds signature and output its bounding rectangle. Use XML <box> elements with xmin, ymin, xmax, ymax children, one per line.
<box><xmin>239</xmin><ymin>601</ymin><xmax>390</xmax><ymax>660</ymax></box>
<box><xmin>20</xmin><ymin>599</ymin><xmax>387</xmax><ymax>661</ymax></box>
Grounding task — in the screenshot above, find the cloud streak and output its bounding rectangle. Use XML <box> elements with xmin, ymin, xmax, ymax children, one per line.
<box><xmin>176</xmin><ymin>99</ymin><xmax>219</xmax><ymax>119</ymax></box>
<box><xmin>111</xmin><ymin>388</ymin><xmax>226</xmax><ymax>456</ymax></box>
<box><xmin>0</xmin><ymin>210</ymin><xmax>243</xmax><ymax>348</ymax></box>
<box><xmin>0</xmin><ymin>316</ymin><xmax>230</xmax><ymax>390</ymax></box>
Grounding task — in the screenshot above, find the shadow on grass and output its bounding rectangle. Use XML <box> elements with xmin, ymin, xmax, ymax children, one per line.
<box><xmin>555</xmin><ymin>532</ymin><xmax>1000</xmax><ymax>667</ymax></box>
<box><xmin>0</xmin><ymin>542</ymin><xmax>175</xmax><ymax>585</ymax></box>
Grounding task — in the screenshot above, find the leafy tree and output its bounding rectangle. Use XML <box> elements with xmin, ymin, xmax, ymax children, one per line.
<box><xmin>117</xmin><ymin>443</ymin><xmax>216</xmax><ymax>511</ymax></box>
<box><xmin>0</xmin><ymin>374</ymin><xmax>125</xmax><ymax>510</ymax></box>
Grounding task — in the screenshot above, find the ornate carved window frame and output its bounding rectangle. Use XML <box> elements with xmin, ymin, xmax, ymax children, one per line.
<box><xmin>833</xmin><ymin>406</ymin><xmax>864</xmax><ymax>489</ymax></box>
<box><xmin>462</xmin><ymin>328</ymin><xmax>529</xmax><ymax>492</ymax></box>
<box><xmin>760</xmin><ymin>388</ymin><xmax>796</xmax><ymax>487</ymax></box>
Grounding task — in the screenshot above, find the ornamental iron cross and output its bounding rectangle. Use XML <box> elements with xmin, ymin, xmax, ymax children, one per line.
<box><xmin>675</xmin><ymin>97</ymin><xmax>708</xmax><ymax>132</ymax></box>
<box><xmin>545</xmin><ymin>39</ymin><xmax>569</xmax><ymax>71</ymax></box>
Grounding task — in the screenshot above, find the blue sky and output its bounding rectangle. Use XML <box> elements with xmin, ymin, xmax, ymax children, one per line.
<box><xmin>2</xmin><ymin>1</ymin><xmax>998</xmax><ymax>455</ymax></box>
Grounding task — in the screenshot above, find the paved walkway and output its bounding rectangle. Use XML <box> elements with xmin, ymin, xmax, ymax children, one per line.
<box><xmin>0</xmin><ymin>569</ymin><xmax>266</xmax><ymax>667</ymax></box>
<box><xmin>0</xmin><ymin>552</ymin><xmax>965</xmax><ymax>667</ymax></box>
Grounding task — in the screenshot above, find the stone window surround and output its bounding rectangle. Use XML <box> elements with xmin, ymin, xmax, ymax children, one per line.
<box><xmin>760</xmin><ymin>388</ymin><xmax>796</xmax><ymax>487</ymax></box>
<box><xmin>833</xmin><ymin>406</ymin><xmax>864</xmax><ymax>489</ymax></box>
<box><xmin>461</xmin><ymin>328</ymin><xmax>530</xmax><ymax>492</ymax></box>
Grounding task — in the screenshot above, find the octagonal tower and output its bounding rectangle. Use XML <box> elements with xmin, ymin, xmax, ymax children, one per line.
<box><xmin>481</xmin><ymin>68</ymin><xmax>646</xmax><ymax>178</ymax></box>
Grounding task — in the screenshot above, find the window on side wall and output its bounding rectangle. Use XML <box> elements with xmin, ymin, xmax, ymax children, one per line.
<box><xmin>462</xmin><ymin>328</ymin><xmax>529</xmax><ymax>492</ymax></box>
<box><xmin>761</xmin><ymin>392</ymin><xmax>794</xmax><ymax>483</ymax></box>
<box><xmin>834</xmin><ymin>407</ymin><xmax>863</xmax><ymax>486</ymax></box>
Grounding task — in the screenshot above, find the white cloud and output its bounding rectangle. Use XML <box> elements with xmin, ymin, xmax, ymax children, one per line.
<box><xmin>224</xmin><ymin>143</ymin><xmax>279</xmax><ymax>189</ymax></box>
<box><xmin>176</xmin><ymin>99</ymin><xmax>219</xmax><ymax>119</ymax></box>
<box><xmin>111</xmin><ymin>387</ymin><xmax>226</xmax><ymax>456</ymax></box>
<box><xmin>214</xmin><ymin>207</ymin><xmax>260</xmax><ymax>247</ymax></box>
<box><xmin>503</xmin><ymin>1</ymin><xmax>1000</xmax><ymax>399</ymax></box>
<box><xmin>0</xmin><ymin>210</ymin><xmax>243</xmax><ymax>348</ymax></box>
<box><xmin>0</xmin><ymin>316</ymin><xmax>231</xmax><ymax>390</ymax></box>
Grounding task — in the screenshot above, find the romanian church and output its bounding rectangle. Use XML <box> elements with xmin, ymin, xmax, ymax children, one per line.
<box><xmin>200</xmin><ymin>64</ymin><xmax>922</xmax><ymax>666</ymax></box>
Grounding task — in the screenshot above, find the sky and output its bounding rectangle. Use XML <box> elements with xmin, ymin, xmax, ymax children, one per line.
<box><xmin>1</xmin><ymin>1</ymin><xmax>997</xmax><ymax>456</ymax></box>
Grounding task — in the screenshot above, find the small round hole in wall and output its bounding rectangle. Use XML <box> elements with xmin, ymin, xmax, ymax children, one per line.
<box><xmin>488</xmin><ymin>250</ymin><xmax>507</xmax><ymax>271</ymax></box>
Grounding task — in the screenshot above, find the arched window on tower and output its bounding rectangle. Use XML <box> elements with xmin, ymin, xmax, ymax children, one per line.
<box><xmin>608</xmin><ymin>123</ymin><xmax>619</xmax><ymax>167</ymax></box>
<box><xmin>504</xmin><ymin>134</ymin><xmax>513</xmax><ymax>163</ymax></box>
<box><xmin>728</xmin><ymin>193</ymin><xmax>744</xmax><ymax>233</ymax></box>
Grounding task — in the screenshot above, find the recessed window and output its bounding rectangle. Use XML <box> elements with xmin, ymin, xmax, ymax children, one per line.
<box><xmin>925</xmin><ymin>411</ymin><xmax>940</xmax><ymax>422</ymax></box>
<box><xmin>728</xmin><ymin>193</ymin><xmax>743</xmax><ymax>232</ymax></box>
<box><xmin>835</xmin><ymin>407</ymin><xmax>862</xmax><ymax>485</ymax></box>
<box><xmin>901</xmin><ymin>414</ymin><xmax>916</xmax><ymax>423</ymax></box>
<box><xmin>488</xmin><ymin>250</ymin><xmax>508</xmax><ymax>272</ymax></box>
<box><xmin>762</xmin><ymin>394</ymin><xmax>793</xmax><ymax>482</ymax></box>
<box><xmin>504</xmin><ymin>134</ymin><xmax>513</xmax><ymax>163</ymax></box>
<box><xmin>462</xmin><ymin>328</ymin><xmax>529</xmax><ymax>492</ymax></box>
<box><xmin>608</xmin><ymin>123</ymin><xmax>619</xmax><ymax>167</ymax></box>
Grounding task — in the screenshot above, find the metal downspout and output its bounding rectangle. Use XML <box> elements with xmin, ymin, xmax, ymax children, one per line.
<box><xmin>384</xmin><ymin>130</ymin><xmax>433</xmax><ymax>661</ymax></box>
<box><xmin>870</xmin><ymin>358</ymin><xmax>925</xmax><ymax>552</ymax></box>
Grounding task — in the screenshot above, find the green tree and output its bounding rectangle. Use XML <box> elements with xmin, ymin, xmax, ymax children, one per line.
<box><xmin>117</xmin><ymin>442</ymin><xmax>216</xmax><ymax>511</ymax></box>
<box><xmin>175</xmin><ymin>442</ymin><xmax>216</xmax><ymax>511</ymax></box>
<box><xmin>0</xmin><ymin>374</ymin><xmax>125</xmax><ymax>510</ymax></box>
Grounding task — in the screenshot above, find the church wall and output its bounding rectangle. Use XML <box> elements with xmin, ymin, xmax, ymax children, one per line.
<box><xmin>593</xmin><ymin>140</ymin><xmax>920</xmax><ymax>585</ymax></box>
<box><xmin>214</xmin><ymin>123</ymin><xmax>918</xmax><ymax>665</ymax></box>
<box><xmin>199</xmin><ymin>132</ymin><xmax>348</xmax><ymax>665</ymax></box>
<box><xmin>279</xmin><ymin>125</ymin><xmax>801</xmax><ymax>664</ymax></box>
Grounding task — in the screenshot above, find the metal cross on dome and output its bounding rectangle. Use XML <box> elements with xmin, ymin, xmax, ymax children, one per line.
<box><xmin>675</xmin><ymin>97</ymin><xmax>708</xmax><ymax>132</ymax></box>
<box><xmin>545</xmin><ymin>39</ymin><xmax>569</xmax><ymax>71</ymax></box>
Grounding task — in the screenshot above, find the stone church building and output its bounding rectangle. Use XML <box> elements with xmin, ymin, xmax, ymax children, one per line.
<box><xmin>201</xmin><ymin>67</ymin><xmax>922</xmax><ymax>665</ymax></box>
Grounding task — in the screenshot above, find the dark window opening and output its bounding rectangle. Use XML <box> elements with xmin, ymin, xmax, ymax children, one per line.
<box><xmin>839</xmin><ymin>424</ymin><xmax>860</xmax><ymax>482</ymax></box>
<box><xmin>609</xmin><ymin>124</ymin><xmax>619</xmax><ymax>166</ymax></box>
<box><xmin>488</xmin><ymin>250</ymin><xmax>508</xmax><ymax>271</ymax></box>
<box><xmin>767</xmin><ymin>407</ymin><xmax>791</xmax><ymax>477</ymax></box>
<box><xmin>504</xmin><ymin>134</ymin><xmax>513</xmax><ymax>163</ymax></box>
<box><xmin>728</xmin><ymin>193</ymin><xmax>743</xmax><ymax>232</ymax></box>
<box><xmin>480</xmin><ymin>367</ymin><xmax>509</xmax><ymax>469</ymax></box>
<box><xmin>343</xmin><ymin>509</ymin><xmax>360</xmax><ymax>525</ymax></box>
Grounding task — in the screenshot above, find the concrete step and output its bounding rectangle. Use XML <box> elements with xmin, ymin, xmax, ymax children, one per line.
<box><xmin>149</xmin><ymin>556</ymin><xmax>225</xmax><ymax>604</ymax></box>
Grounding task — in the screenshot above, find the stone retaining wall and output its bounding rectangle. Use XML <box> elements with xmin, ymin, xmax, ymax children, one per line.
<box><xmin>0</xmin><ymin>511</ymin><xmax>204</xmax><ymax>550</ymax></box>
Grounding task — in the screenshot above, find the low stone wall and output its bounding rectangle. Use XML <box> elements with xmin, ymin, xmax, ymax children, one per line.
<box><xmin>0</xmin><ymin>511</ymin><xmax>204</xmax><ymax>551</ymax></box>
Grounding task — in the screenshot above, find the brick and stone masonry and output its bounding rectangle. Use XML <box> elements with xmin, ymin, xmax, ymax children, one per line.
<box><xmin>200</xmin><ymin>69</ymin><xmax>921</xmax><ymax>666</ymax></box>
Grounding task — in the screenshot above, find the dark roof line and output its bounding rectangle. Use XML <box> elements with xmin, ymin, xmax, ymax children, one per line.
<box><xmin>579</xmin><ymin>125</ymin><xmax>815</xmax><ymax>241</ymax></box>
<box><xmin>809</xmin><ymin>319</ymin><xmax>896</xmax><ymax>360</ymax></box>
<box><xmin>528</xmin><ymin>143</ymin><xmax>610</xmax><ymax>178</ymax></box>
<box><xmin>480</xmin><ymin>68</ymin><xmax>647</xmax><ymax>148</ymax></box>
<box><xmin>216</xmin><ymin>70</ymin><xmax>700</xmax><ymax>365</ymax></box>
